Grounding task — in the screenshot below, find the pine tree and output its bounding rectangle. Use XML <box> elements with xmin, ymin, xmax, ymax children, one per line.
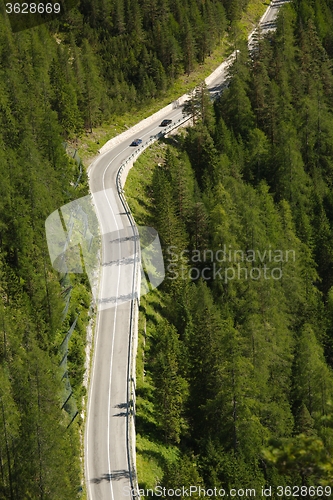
<box><xmin>81</xmin><ymin>39</ymin><xmax>104</xmax><ymax>131</ymax></box>
<box><xmin>152</xmin><ymin>320</ymin><xmax>188</xmax><ymax>443</ymax></box>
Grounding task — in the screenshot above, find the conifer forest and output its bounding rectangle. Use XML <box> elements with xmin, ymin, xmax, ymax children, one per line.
<box><xmin>1</xmin><ymin>0</ymin><xmax>333</xmax><ymax>498</ymax></box>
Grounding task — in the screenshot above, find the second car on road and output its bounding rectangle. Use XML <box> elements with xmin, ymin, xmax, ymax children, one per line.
<box><xmin>130</xmin><ymin>138</ymin><xmax>143</xmax><ymax>146</ymax></box>
<box><xmin>160</xmin><ymin>119</ymin><xmax>172</xmax><ymax>126</ymax></box>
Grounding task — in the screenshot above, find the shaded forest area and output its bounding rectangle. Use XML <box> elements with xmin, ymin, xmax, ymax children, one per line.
<box><xmin>2</xmin><ymin>0</ymin><xmax>252</xmax><ymax>137</ymax></box>
<box><xmin>0</xmin><ymin>0</ymin><xmax>253</xmax><ymax>497</ymax></box>
<box><xmin>0</xmin><ymin>5</ymin><xmax>97</xmax><ymax>496</ymax></box>
<box><xmin>125</xmin><ymin>0</ymin><xmax>333</xmax><ymax>495</ymax></box>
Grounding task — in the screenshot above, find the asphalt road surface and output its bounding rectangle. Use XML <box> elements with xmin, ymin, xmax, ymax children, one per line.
<box><xmin>84</xmin><ymin>2</ymin><xmax>289</xmax><ymax>499</ymax></box>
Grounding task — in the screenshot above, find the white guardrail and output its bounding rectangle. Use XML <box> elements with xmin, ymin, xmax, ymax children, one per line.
<box><xmin>115</xmin><ymin>115</ymin><xmax>192</xmax><ymax>499</ymax></box>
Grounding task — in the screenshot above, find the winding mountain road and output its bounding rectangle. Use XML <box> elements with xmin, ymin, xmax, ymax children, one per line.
<box><xmin>84</xmin><ymin>1</ymin><xmax>289</xmax><ymax>499</ymax></box>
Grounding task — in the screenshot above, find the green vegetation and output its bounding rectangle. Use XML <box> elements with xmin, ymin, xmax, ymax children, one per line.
<box><xmin>0</xmin><ymin>0</ymin><xmax>267</xmax><ymax>496</ymax></box>
<box><xmin>125</xmin><ymin>0</ymin><xmax>333</xmax><ymax>494</ymax></box>
<box><xmin>76</xmin><ymin>0</ymin><xmax>269</xmax><ymax>163</ymax></box>
<box><xmin>0</xmin><ymin>11</ymin><xmax>92</xmax><ymax>500</ymax></box>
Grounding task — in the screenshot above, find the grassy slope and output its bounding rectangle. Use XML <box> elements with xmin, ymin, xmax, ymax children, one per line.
<box><xmin>125</xmin><ymin>142</ymin><xmax>182</xmax><ymax>488</ymax></box>
<box><xmin>114</xmin><ymin>0</ymin><xmax>270</xmax><ymax>489</ymax></box>
<box><xmin>78</xmin><ymin>0</ymin><xmax>270</xmax><ymax>166</ymax></box>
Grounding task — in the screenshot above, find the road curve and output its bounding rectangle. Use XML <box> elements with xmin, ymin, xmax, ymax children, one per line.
<box><xmin>84</xmin><ymin>2</ymin><xmax>289</xmax><ymax>499</ymax></box>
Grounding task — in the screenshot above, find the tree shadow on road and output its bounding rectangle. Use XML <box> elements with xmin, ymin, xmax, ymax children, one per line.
<box><xmin>113</xmin><ymin>401</ymin><xmax>133</xmax><ymax>417</ymax></box>
<box><xmin>89</xmin><ymin>469</ymin><xmax>131</xmax><ymax>483</ymax></box>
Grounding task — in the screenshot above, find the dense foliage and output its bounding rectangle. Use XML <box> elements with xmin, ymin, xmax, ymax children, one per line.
<box><xmin>0</xmin><ymin>0</ymin><xmax>254</xmax><ymax>496</ymax></box>
<box><xmin>0</xmin><ymin>12</ymin><xmax>92</xmax><ymax>500</ymax></box>
<box><xmin>4</xmin><ymin>0</ymin><xmax>333</xmax><ymax>495</ymax></box>
<box><xmin>2</xmin><ymin>0</ymin><xmax>253</xmax><ymax>134</ymax></box>
<box><xmin>126</xmin><ymin>0</ymin><xmax>333</xmax><ymax>494</ymax></box>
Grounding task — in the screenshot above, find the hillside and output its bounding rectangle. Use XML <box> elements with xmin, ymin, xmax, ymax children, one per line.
<box><xmin>125</xmin><ymin>0</ymin><xmax>333</xmax><ymax>494</ymax></box>
<box><xmin>0</xmin><ymin>0</ymin><xmax>262</xmax><ymax>497</ymax></box>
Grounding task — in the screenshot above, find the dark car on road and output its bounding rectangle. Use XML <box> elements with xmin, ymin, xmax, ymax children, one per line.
<box><xmin>160</xmin><ymin>119</ymin><xmax>172</xmax><ymax>127</ymax></box>
<box><xmin>130</xmin><ymin>138</ymin><xmax>143</xmax><ymax>146</ymax></box>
